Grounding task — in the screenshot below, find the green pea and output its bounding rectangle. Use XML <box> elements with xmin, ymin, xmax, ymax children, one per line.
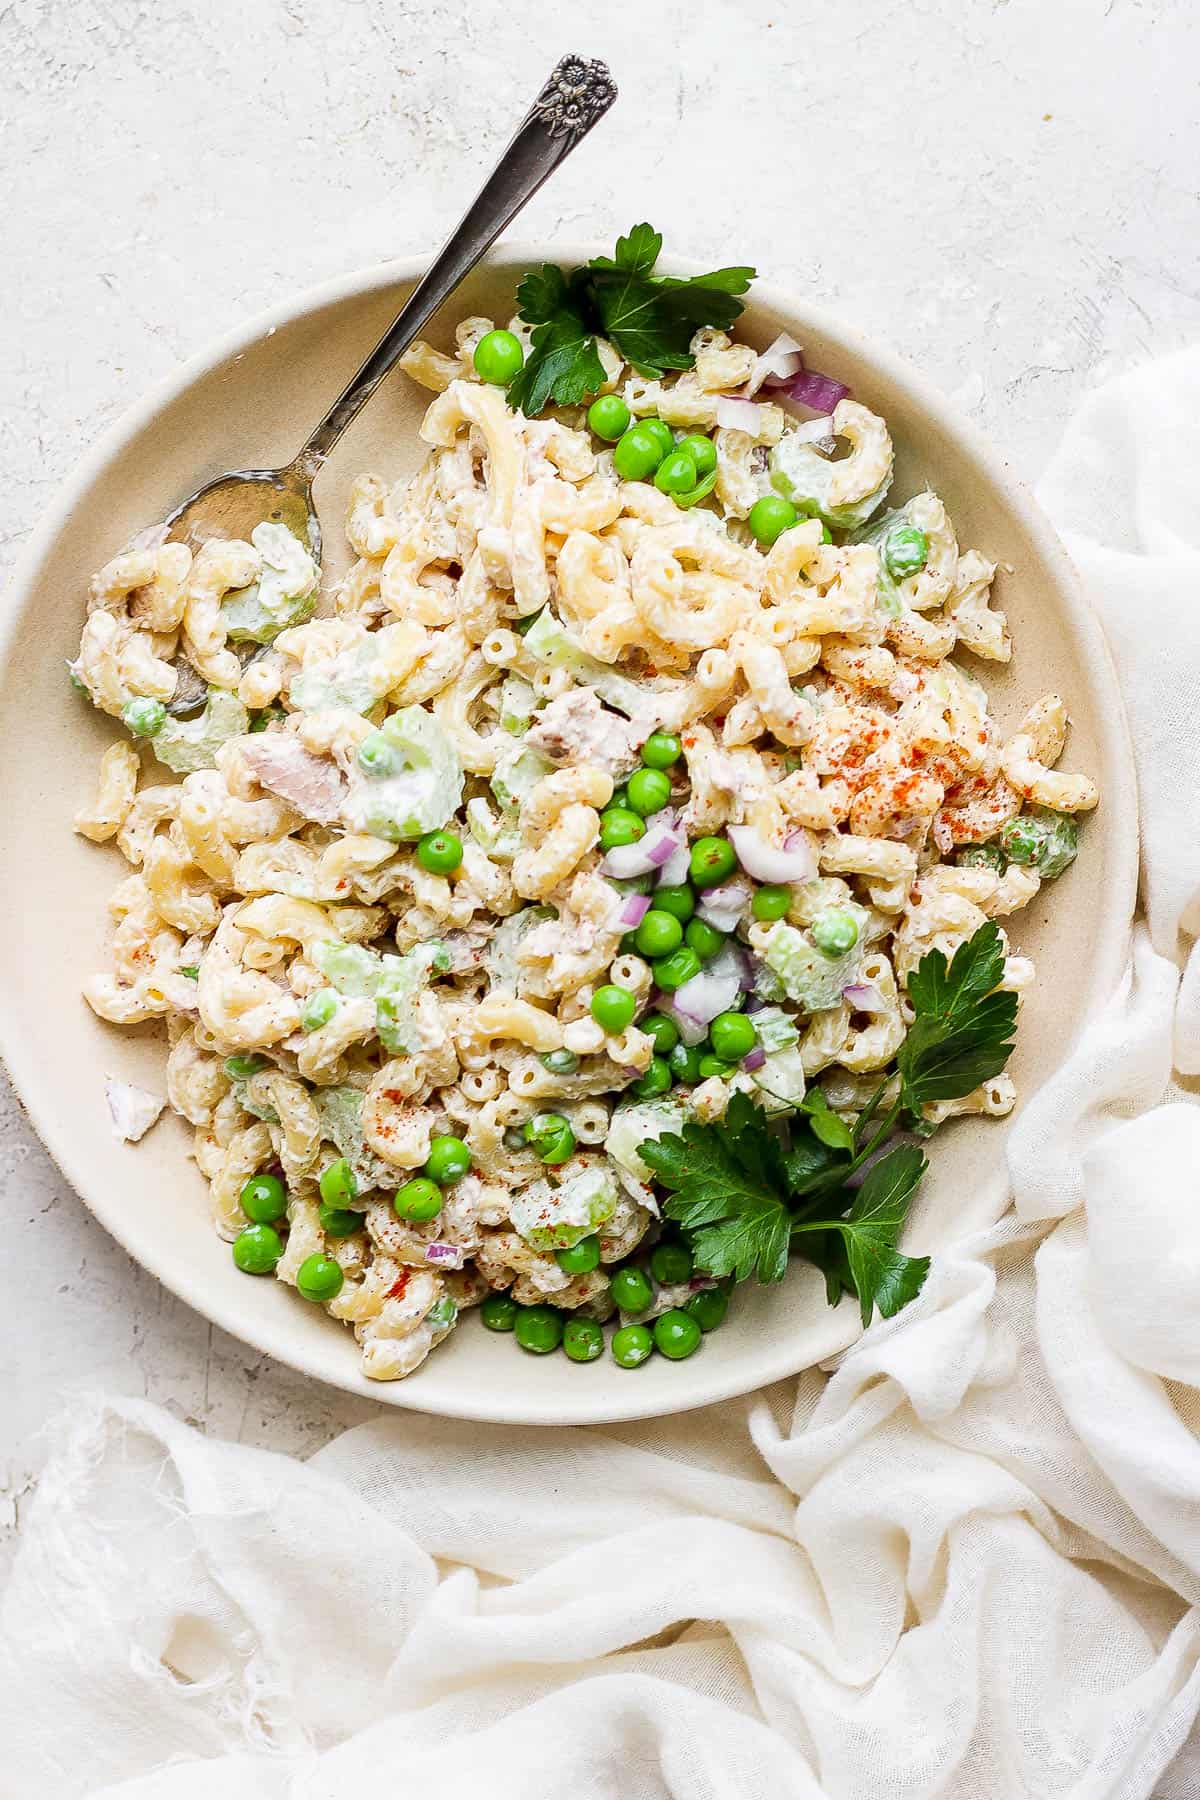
<box><xmin>224</xmin><ymin>1054</ymin><xmax>266</xmax><ymax>1080</ymax></box>
<box><xmin>427</xmin><ymin>1296</ymin><xmax>458</xmax><ymax>1332</ymax></box>
<box><xmin>640</xmin><ymin>731</ymin><xmax>682</xmax><ymax>769</ymax></box>
<box><xmin>612</xmin><ymin>1323</ymin><xmax>654</xmax><ymax>1368</ymax></box>
<box><xmin>319</xmin><ymin>1203</ymin><xmax>362</xmax><ymax>1237</ymax></box>
<box><xmin>514</xmin><ymin>1303</ymin><xmax>564</xmax><ymax>1355</ymax></box>
<box><xmin>299</xmin><ymin>989</ymin><xmax>337</xmax><ymax>1032</ymax></box>
<box><xmin>652</xmin><ymin>946</ymin><xmax>702</xmax><ymax>991</ymax></box>
<box><xmin>640</xmin><ymin>1012</ymin><xmax>680</xmax><ymax>1055</ymax></box>
<box><xmin>640</xmin><ymin>419</ymin><xmax>674</xmax><ymax>459</ymax></box>
<box><xmin>709</xmin><ymin>1011</ymin><xmax>758</xmax><ymax>1061</ymax></box>
<box><xmin>619</xmin><ymin>932</ymin><xmax>641</xmax><ymax>956</ymax></box>
<box><xmin>685</xmin><ymin>1286</ymin><xmax>730</xmax><ymax>1332</ymax></box>
<box><xmin>424</xmin><ymin>1135</ymin><xmax>471</xmax><ymax>1185</ymax></box>
<box><xmin>748</xmin><ymin>494</ymin><xmax>799</xmax><ymax>546</ymax></box>
<box><xmin>650</xmin><ymin>1242</ymin><xmax>693</xmax><ymax>1285</ymax></box>
<box><xmin>614</xmin><ymin>423</ymin><xmax>667</xmax><ymax>482</ymax></box>
<box><xmin>884</xmin><ymin>523</ymin><xmax>929</xmax><ymax>581</ymax></box>
<box><xmin>394</xmin><ymin>1177</ymin><xmax>443</xmax><ymax>1222</ymax></box>
<box><xmin>655</xmin><ymin>449</ymin><xmax>701</xmax><ymax>497</ymax></box>
<box><xmin>956</xmin><ymin>841</ymin><xmax>1007</xmax><ymax>873</ymax></box>
<box><xmin>416</xmin><ymin>830</ymin><xmax>463</xmax><ymax>875</ymax></box>
<box><xmin>121</xmin><ymin>697</ymin><xmax>166</xmax><ymax>737</ymax></box>
<box><xmin>481</xmin><ymin>1291</ymin><xmax>519</xmax><ymax>1331</ymax></box>
<box><xmin>240</xmin><ymin>1172</ymin><xmax>286</xmax><ymax>1223</ymax></box>
<box><xmin>697</xmin><ymin>1055</ymin><xmax>736</xmax><ymax>1079</ymax></box>
<box><xmin>668</xmin><ymin>1041</ymin><xmax>704</xmax><ymax>1084</ymax></box>
<box><xmin>632</xmin><ymin>1056</ymin><xmax>673</xmax><ymax>1099</ymax></box>
<box><xmin>626</xmin><ymin>767</ymin><xmax>672</xmax><ymax>816</ymax></box>
<box><xmin>684</xmin><ymin>917</ymin><xmax>725</xmax><ymax>962</ymax></box>
<box><xmin>232</xmin><ymin>1223</ymin><xmax>283</xmax><ymax>1275</ymax></box>
<box><xmin>540</xmin><ymin>1048</ymin><xmax>579</xmax><ymax>1076</ymax></box>
<box><xmin>591</xmin><ymin>984</ymin><xmax>636</xmax><ymax>1034</ymax></box>
<box><xmin>296</xmin><ymin>1253</ymin><xmax>344</xmax><ymax>1303</ymax></box>
<box><xmin>357</xmin><ymin>732</ymin><xmax>401</xmax><ymax>777</ymax></box>
<box><xmin>587</xmin><ymin>393</ymin><xmax>631</xmax><ymax>441</ymax></box>
<box><xmin>610</xmin><ymin>1265</ymin><xmax>654</xmax><ymax>1313</ymax></box>
<box><xmin>599</xmin><ymin>807</ymin><xmax>646</xmax><ymax>851</ymax></box>
<box><xmin>563</xmin><ymin>1317</ymin><xmax>605</xmax><ymax>1363</ymax></box>
<box><xmin>318</xmin><ymin>1159</ymin><xmax>357</xmax><ymax>1207</ymax></box>
<box><xmin>473</xmin><ymin>328</ymin><xmax>524</xmax><ymax>386</ymax></box>
<box><xmin>675</xmin><ymin>434</ymin><xmax>718</xmax><ymax>477</ymax></box>
<box><xmin>556</xmin><ymin>1234</ymin><xmax>601</xmax><ymax>1275</ymax></box>
<box><xmin>652</xmin><ymin>885</ymin><xmax>695</xmax><ymax>923</ymax></box>
<box><xmin>653</xmin><ymin>1308</ymin><xmax>702</xmax><ymax>1360</ymax></box>
<box><xmin>635</xmin><ymin>908</ymin><xmax>684</xmax><ymax>959</ymax></box>
<box><xmin>689</xmin><ymin>836</ymin><xmax>738</xmax><ymax>889</ymax></box>
<box><xmin>611</xmin><ymin>784</ymin><xmax>629</xmax><ymax>809</ymax></box>
<box><xmin>752</xmin><ymin>883</ymin><xmax>792</xmax><ymax>921</ymax></box>
<box><xmin>811</xmin><ymin>907</ymin><xmax>860</xmax><ymax>957</ymax></box>
<box><xmin>524</xmin><ymin>1112</ymin><xmax>576</xmax><ymax>1165</ymax></box>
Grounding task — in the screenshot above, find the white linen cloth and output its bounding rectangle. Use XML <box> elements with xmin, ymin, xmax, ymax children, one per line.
<box><xmin>4</xmin><ymin>350</ymin><xmax>1200</xmax><ymax>1800</ymax></box>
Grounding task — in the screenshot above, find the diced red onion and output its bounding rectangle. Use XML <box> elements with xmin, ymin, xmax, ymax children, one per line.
<box><xmin>601</xmin><ymin>819</ymin><xmax>683</xmax><ymax>879</ymax></box>
<box><xmin>842</xmin><ymin>979</ymin><xmax>887</xmax><ymax>1013</ymax></box>
<box><xmin>728</xmin><ymin>825</ymin><xmax>816</xmax><ymax>885</ymax></box>
<box><xmin>742</xmin><ymin>1046</ymin><xmax>767</xmax><ymax>1072</ymax></box>
<box><xmin>672</xmin><ymin>967</ymin><xmax>742</xmax><ymax>1026</ymax></box>
<box><xmin>715</xmin><ymin>395</ymin><xmax>768</xmax><ymax>434</ymax></box>
<box><xmin>659</xmin><ymin>998</ymin><xmax>709</xmax><ymax>1046</ymax></box>
<box><xmin>695</xmin><ymin>877</ymin><xmax>753</xmax><ymax>934</ymax></box>
<box><xmin>671</xmin><ymin>942</ymin><xmax>748</xmax><ymax>1027</ymax></box>
<box><xmin>744</xmin><ymin>332</ymin><xmax>805</xmax><ymax>398</ymax></box>
<box><xmin>765</xmin><ymin>365</ymin><xmax>851</xmax><ymax>414</ymax></box>
<box><xmin>743</xmin><ymin>992</ymin><xmax>765</xmax><ymax>1014</ymax></box>
<box><xmin>425</xmin><ymin>1242</ymin><xmax>466</xmax><ymax>1268</ymax></box>
<box><xmin>613</xmin><ymin>892</ymin><xmax>652</xmax><ymax>930</ymax></box>
<box><xmin>656</xmin><ymin>841</ymin><xmax>692</xmax><ymax>889</ymax></box>
<box><xmin>788</xmin><ymin>414</ymin><xmax>837</xmax><ymax>446</ymax></box>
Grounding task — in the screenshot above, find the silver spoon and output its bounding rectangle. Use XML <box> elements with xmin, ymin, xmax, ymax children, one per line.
<box><xmin>164</xmin><ymin>54</ymin><xmax>616</xmax><ymax>563</ymax></box>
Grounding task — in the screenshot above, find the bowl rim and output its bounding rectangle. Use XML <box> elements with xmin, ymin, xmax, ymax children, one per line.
<box><xmin>0</xmin><ymin>245</ymin><xmax>1139</xmax><ymax>1424</ymax></box>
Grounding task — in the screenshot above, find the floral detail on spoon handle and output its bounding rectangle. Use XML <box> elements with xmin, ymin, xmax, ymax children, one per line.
<box><xmin>530</xmin><ymin>56</ymin><xmax>617</xmax><ymax>139</ymax></box>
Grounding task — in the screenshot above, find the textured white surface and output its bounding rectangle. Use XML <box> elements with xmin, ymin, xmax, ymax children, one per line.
<box><xmin>0</xmin><ymin>0</ymin><xmax>1197</xmax><ymax>1583</ymax></box>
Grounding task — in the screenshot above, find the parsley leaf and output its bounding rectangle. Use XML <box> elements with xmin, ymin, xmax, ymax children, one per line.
<box><xmin>643</xmin><ymin>1093</ymin><xmax>790</xmax><ymax>1284</ymax></box>
<box><xmin>791</xmin><ymin>1144</ymin><xmax>930</xmax><ymax>1326</ymax></box>
<box><xmin>898</xmin><ymin>922</ymin><xmax>1018</xmax><ymax>1113</ymax></box>
<box><xmin>799</xmin><ymin>1088</ymin><xmax>855</xmax><ymax>1153</ymax></box>
<box><xmin>637</xmin><ymin>924</ymin><xmax>1017</xmax><ymax>1330</ymax></box>
<box><xmin>508</xmin><ymin>224</ymin><xmax>755</xmax><ymax>413</ymax></box>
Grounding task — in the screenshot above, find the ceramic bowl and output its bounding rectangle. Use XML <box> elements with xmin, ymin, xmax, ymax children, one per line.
<box><xmin>0</xmin><ymin>248</ymin><xmax>1138</xmax><ymax>1423</ymax></box>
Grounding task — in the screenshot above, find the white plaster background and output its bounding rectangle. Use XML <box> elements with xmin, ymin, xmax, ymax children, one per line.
<box><xmin>0</xmin><ymin>0</ymin><xmax>1196</xmax><ymax>1738</ymax></box>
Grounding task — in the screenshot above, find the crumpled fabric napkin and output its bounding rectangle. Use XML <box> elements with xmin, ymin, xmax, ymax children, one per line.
<box><xmin>4</xmin><ymin>349</ymin><xmax>1200</xmax><ymax>1800</ymax></box>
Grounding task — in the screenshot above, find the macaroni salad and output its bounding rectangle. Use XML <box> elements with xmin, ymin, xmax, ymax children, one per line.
<box><xmin>70</xmin><ymin>259</ymin><xmax>1099</xmax><ymax>1380</ymax></box>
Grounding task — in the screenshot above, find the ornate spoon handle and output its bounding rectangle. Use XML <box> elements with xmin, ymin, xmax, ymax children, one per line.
<box><xmin>298</xmin><ymin>55</ymin><xmax>617</xmax><ymax>471</ymax></box>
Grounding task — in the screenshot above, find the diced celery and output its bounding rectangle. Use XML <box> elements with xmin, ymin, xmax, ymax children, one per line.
<box><xmin>222</xmin><ymin>523</ymin><xmax>318</xmax><ymax>644</ymax></box>
<box><xmin>342</xmin><ymin>705</ymin><xmax>463</xmax><ymax>842</ymax></box>
<box><xmin>509</xmin><ymin>1164</ymin><xmax>619</xmax><ymax>1251</ymax></box>
<box><xmin>154</xmin><ymin>689</ymin><xmax>249</xmax><ymax>773</ymax></box>
<box><xmin>762</xmin><ymin>911</ymin><xmax>868</xmax><ymax>1012</ymax></box>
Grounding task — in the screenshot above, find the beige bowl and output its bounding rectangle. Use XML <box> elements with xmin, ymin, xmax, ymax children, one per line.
<box><xmin>0</xmin><ymin>249</ymin><xmax>1138</xmax><ymax>1424</ymax></box>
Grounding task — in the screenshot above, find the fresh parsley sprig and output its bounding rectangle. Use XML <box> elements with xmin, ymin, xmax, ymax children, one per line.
<box><xmin>506</xmin><ymin>224</ymin><xmax>755</xmax><ymax>416</ymax></box>
<box><xmin>640</xmin><ymin>923</ymin><xmax>1018</xmax><ymax>1327</ymax></box>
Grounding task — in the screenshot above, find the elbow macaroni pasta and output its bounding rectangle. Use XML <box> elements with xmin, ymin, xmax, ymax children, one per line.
<box><xmin>67</xmin><ymin>299</ymin><xmax>1098</xmax><ymax>1380</ymax></box>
